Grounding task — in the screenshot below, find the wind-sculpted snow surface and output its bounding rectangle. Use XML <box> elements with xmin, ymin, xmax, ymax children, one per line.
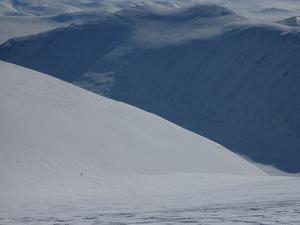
<box><xmin>1</xmin><ymin>4</ymin><xmax>299</xmax><ymax>172</ymax></box>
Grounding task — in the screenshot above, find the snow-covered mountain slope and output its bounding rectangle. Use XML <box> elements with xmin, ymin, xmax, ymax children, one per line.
<box><xmin>2</xmin><ymin>0</ymin><xmax>300</xmax><ymax>19</ymax></box>
<box><xmin>1</xmin><ymin>4</ymin><xmax>299</xmax><ymax>172</ymax></box>
<box><xmin>0</xmin><ymin>16</ymin><xmax>62</xmax><ymax>44</ymax></box>
<box><xmin>0</xmin><ymin>59</ymin><xmax>298</xmax><ymax>224</ymax></box>
<box><xmin>0</xmin><ymin>60</ymin><xmax>266</xmax><ymax>200</ymax></box>
<box><xmin>0</xmin><ymin>6</ymin><xmax>107</xmax><ymax>44</ymax></box>
<box><xmin>1</xmin><ymin>0</ymin><xmax>300</xmax><ymax>43</ymax></box>
<box><xmin>279</xmin><ymin>16</ymin><xmax>300</xmax><ymax>27</ymax></box>
<box><xmin>0</xmin><ymin>0</ymin><xmax>113</xmax><ymax>43</ymax></box>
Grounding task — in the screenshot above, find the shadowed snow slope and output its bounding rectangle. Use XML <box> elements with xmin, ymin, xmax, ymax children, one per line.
<box><xmin>0</xmin><ymin>5</ymin><xmax>299</xmax><ymax>172</ymax></box>
<box><xmin>0</xmin><ymin>61</ymin><xmax>265</xmax><ymax>200</ymax></box>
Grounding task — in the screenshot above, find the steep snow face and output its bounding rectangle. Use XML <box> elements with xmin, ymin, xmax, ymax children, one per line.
<box><xmin>1</xmin><ymin>5</ymin><xmax>299</xmax><ymax>172</ymax></box>
<box><xmin>0</xmin><ymin>60</ymin><xmax>265</xmax><ymax>199</ymax></box>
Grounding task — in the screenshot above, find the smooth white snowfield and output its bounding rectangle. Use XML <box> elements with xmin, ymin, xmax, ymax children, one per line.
<box><xmin>0</xmin><ymin>60</ymin><xmax>264</xmax><ymax>198</ymax></box>
<box><xmin>0</xmin><ymin>61</ymin><xmax>299</xmax><ymax>224</ymax></box>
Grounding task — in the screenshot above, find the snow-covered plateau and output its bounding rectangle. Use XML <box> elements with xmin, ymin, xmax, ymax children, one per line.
<box><xmin>0</xmin><ymin>61</ymin><xmax>300</xmax><ymax>224</ymax></box>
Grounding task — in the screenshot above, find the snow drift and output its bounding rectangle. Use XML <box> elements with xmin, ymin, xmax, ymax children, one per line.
<box><xmin>0</xmin><ymin>60</ymin><xmax>265</xmax><ymax>200</ymax></box>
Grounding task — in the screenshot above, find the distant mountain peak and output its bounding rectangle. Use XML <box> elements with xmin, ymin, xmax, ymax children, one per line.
<box><xmin>278</xmin><ymin>16</ymin><xmax>300</xmax><ymax>27</ymax></box>
<box><xmin>124</xmin><ymin>3</ymin><xmax>236</xmax><ymax>21</ymax></box>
